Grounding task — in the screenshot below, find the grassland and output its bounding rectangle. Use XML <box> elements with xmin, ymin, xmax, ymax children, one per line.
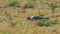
<box><xmin>0</xmin><ymin>0</ymin><xmax>60</xmax><ymax>34</ymax></box>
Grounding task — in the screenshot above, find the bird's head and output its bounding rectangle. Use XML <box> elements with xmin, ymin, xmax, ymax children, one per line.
<box><xmin>26</xmin><ymin>17</ymin><xmax>32</xmax><ymax>20</ymax></box>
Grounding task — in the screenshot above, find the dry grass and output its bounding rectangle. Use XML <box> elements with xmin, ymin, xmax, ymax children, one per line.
<box><xmin>0</xmin><ymin>0</ymin><xmax>60</xmax><ymax>34</ymax></box>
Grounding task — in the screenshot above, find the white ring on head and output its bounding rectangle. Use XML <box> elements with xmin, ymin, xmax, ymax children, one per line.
<box><xmin>31</xmin><ymin>16</ymin><xmax>34</xmax><ymax>18</ymax></box>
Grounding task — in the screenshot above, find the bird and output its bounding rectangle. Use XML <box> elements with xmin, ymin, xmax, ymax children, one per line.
<box><xmin>26</xmin><ymin>16</ymin><xmax>49</xmax><ymax>21</ymax></box>
<box><xmin>26</xmin><ymin>16</ymin><xmax>49</xmax><ymax>27</ymax></box>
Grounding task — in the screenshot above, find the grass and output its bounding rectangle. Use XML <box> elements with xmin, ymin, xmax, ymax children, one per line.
<box><xmin>8</xmin><ymin>0</ymin><xmax>20</xmax><ymax>7</ymax></box>
<box><xmin>23</xmin><ymin>0</ymin><xmax>36</xmax><ymax>9</ymax></box>
<box><xmin>2</xmin><ymin>31</ymin><xmax>10</xmax><ymax>34</ymax></box>
<box><xmin>8</xmin><ymin>17</ymin><xmax>17</xmax><ymax>27</ymax></box>
<box><xmin>49</xmin><ymin>2</ymin><xmax>57</xmax><ymax>17</ymax></box>
<box><xmin>36</xmin><ymin>20</ymin><xmax>51</xmax><ymax>26</ymax></box>
<box><xmin>36</xmin><ymin>18</ymin><xmax>59</xmax><ymax>27</ymax></box>
<box><xmin>17</xmin><ymin>20</ymin><xmax>23</xmax><ymax>26</ymax></box>
<box><xmin>0</xmin><ymin>16</ymin><xmax>7</xmax><ymax>22</ymax></box>
<box><xmin>5</xmin><ymin>10</ymin><xmax>9</xmax><ymax>17</ymax></box>
<box><xmin>8</xmin><ymin>17</ymin><xmax>23</xmax><ymax>27</ymax></box>
<box><xmin>8</xmin><ymin>19</ymin><xmax>16</xmax><ymax>27</ymax></box>
<box><xmin>37</xmin><ymin>8</ymin><xmax>44</xmax><ymax>16</ymax></box>
<box><xmin>0</xmin><ymin>0</ymin><xmax>60</xmax><ymax>34</ymax></box>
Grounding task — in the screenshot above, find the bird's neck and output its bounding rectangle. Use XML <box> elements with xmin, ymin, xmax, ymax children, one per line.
<box><xmin>31</xmin><ymin>16</ymin><xmax>34</xmax><ymax>18</ymax></box>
